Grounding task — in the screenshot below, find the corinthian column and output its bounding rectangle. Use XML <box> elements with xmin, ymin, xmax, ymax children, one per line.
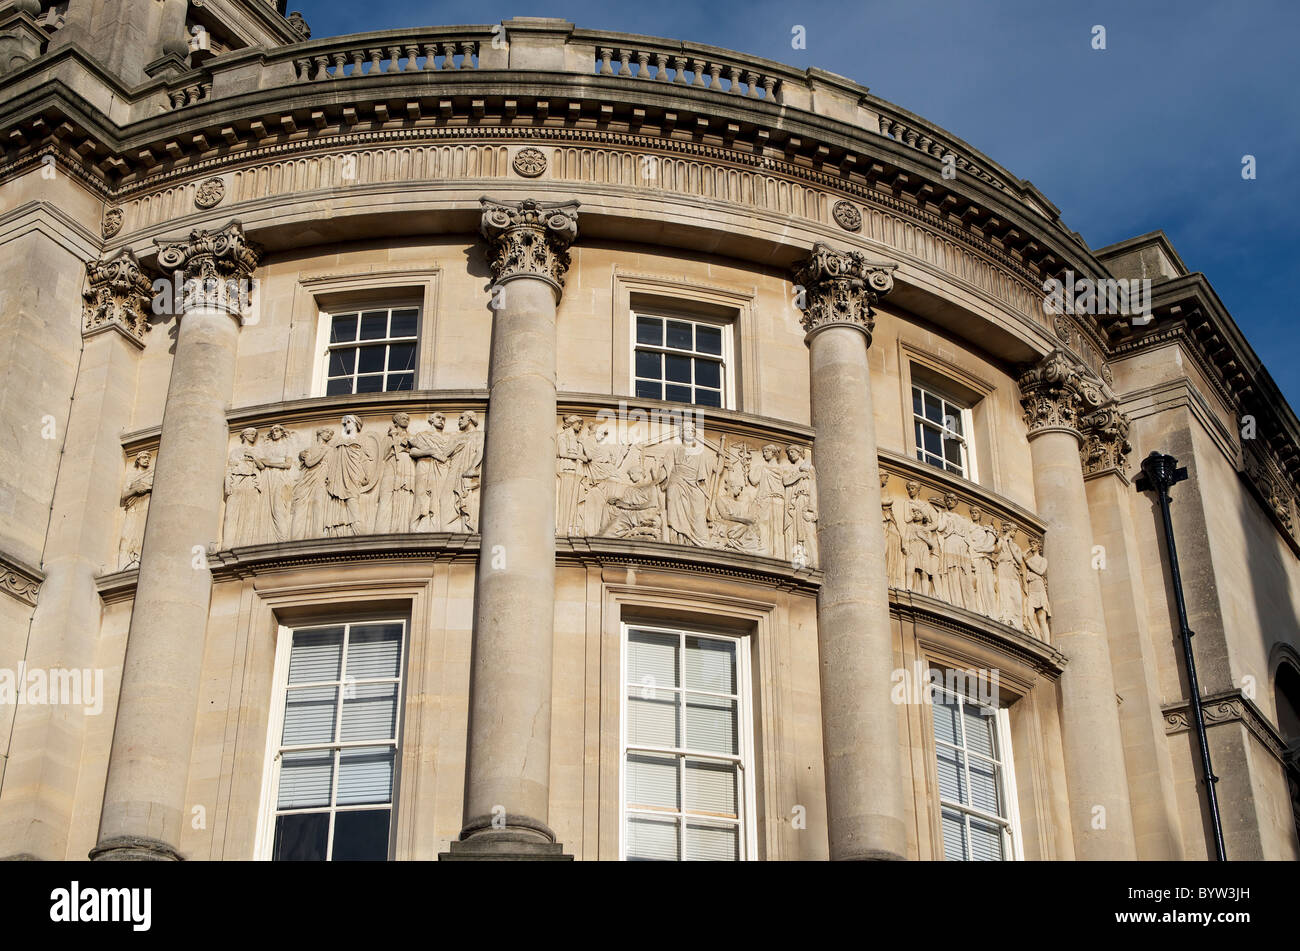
<box><xmin>92</xmin><ymin>221</ymin><xmax>260</xmax><ymax>861</ymax></box>
<box><xmin>443</xmin><ymin>198</ymin><xmax>578</xmax><ymax>860</ymax></box>
<box><xmin>1018</xmin><ymin>350</ymin><xmax>1136</xmax><ymax>859</ymax></box>
<box><xmin>793</xmin><ymin>243</ymin><xmax>907</xmax><ymax>860</ymax></box>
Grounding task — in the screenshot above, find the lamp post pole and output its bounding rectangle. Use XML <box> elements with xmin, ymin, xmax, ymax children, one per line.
<box><xmin>1136</xmin><ymin>450</ymin><xmax>1227</xmax><ymax>861</ymax></box>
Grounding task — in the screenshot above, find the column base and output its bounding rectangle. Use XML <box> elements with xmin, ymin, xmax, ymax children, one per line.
<box><xmin>439</xmin><ymin>814</ymin><xmax>573</xmax><ymax>861</ymax></box>
<box><xmin>88</xmin><ymin>835</ymin><xmax>182</xmax><ymax>861</ymax></box>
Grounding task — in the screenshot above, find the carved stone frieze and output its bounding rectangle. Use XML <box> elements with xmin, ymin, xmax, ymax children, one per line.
<box><xmin>193</xmin><ymin>177</ymin><xmax>225</xmax><ymax>209</ymax></box>
<box><xmin>831</xmin><ymin>199</ymin><xmax>861</xmax><ymax>232</ymax></box>
<box><xmin>790</xmin><ymin>242</ymin><xmax>896</xmax><ymax>343</ymax></box>
<box><xmin>479</xmin><ymin>196</ymin><xmax>579</xmax><ymax>293</ymax></box>
<box><xmin>1163</xmin><ymin>690</ymin><xmax>1289</xmax><ymax>765</ymax></box>
<box><xmin>83</xmin><ymin>249</ymin><xmax>156</xmax><ymax>344</ymax></box>
<box><xmin>155</xmin><ymin>219</ymin><xmax>261</xmax><ymax>317</ymax></box>
<box><xmin>511</xmin><ymin>147</ymin><xmax>547</xmax><ymax>178</ymax></box>
<box><xmin>1244</xmin><ymin>441</ymin><xmax>1296</xmax><ymax>535</ymax></box>
<box><xmin>0</xmin><ymin>552</ymin><xmax>42</xmax><ymax>607</ymax></box>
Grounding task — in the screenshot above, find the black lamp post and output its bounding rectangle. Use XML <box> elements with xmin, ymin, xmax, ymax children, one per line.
<box><xmin>1135</xmin><ymin>450</ymin><xmax>1227</xmax><ymax>860</ymax></box>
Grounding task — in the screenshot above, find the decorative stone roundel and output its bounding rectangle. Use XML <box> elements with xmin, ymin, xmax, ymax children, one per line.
<box><xmin>102</xmin><ymin>207</ymin><xmax>123</xmax><ymax>238</ymax></box>
<box><xmin>512</xmin><ymin>147</ymin><xmax>548</xmax><ymax>178</ymax></box>
<box><xmin>832</xmin><ymin>199</ymin><xmax>862</xmax><ymax>232</ymax></box>
<box><xmin>194</xmin><ymin>177</ymin><xmax>226</xmax><ymax>209</ymax></box>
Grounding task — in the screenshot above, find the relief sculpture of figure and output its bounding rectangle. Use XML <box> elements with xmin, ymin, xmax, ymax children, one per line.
<box><xmin>290</xmin><ymin>427</ymin><xmax>333</xmax><ymax>540</ymax></box>
<box><xmin>324</xmin><ymin>414</ymin><xmax>372</xmax><ymax>537</ymax></box>
<box><xmin>749</xmin><ymin>444</ymin><xmax>788</xmax><ymax>561</ymax></box>
<box><xmin>223</xmin><ymin>427</ymin><xmax>263</xmax><ymax>547</ymax></box>
<box><xmin>581</xmin><ymin>423</ymin><xmax>627</xmax><ymax>537</ymax></box>
<box><xmin>966</xmin><ymin>505</ymin><xmax>1000</xmax><ymax>619</ymax></box>
<box><xmin>450</xmin><ymin>410</ymin><xmax>484</xmax><ymax>532</ymax></box>
<box><xmin>118</xmin><ymin>450</ymin><xmax>154</xmax><ymax>569</ymax></box>
<box><xmin>882</xmin><ymin>498</ymin><xmax>906</xmax><ymax>590</ymax></box>
<box><xmin>995</xmin><ymin>520</ymin><xmax>1026</xmax><ymax>630</ymax></box>
<box><xmin>556</xmin><ymin>415</ymin><xmax>588</xmax><ymax>536</ymax></box>
<box><xmin>932</xmin><ymin>492</ymin><xmax>975</xmax><ymax>610</ymax></box>
<box><xmin>1024</xmin><ymin>538</ymin><xmax>1052</xmax><ymax>640</ymax></box>
<box><xmin>782</xmin><ymin>445</ymin><xmax>818</xmax><ymax>567</ymax></box>
<box><xmin>903</xmin><ymin>480</ymin><xmax>938</xmax><ymax>596</ymax></box>
<box><xmin>714</xmin><ymin>468</ymin><xmax>763</xmax><ymax>554</ymax></box>
<box><xmin>259</xmin><ymin>424</ymin><xmax>295</xmax><ymax>543</ymax></box>
<box><xmin>409</xmin><ymin>412</ymin><xmax>458</xmax><ymax>532</ymax></box>
<box><xmin>601</xmin><ymin>463</ymin><xmax>664</xmax><ymax>539</ymax></box>
<box><xmin>373</xmin><ymin>412</ymin><xmax>416</xmax><ymax>534</ymax></box>
<box><xmin>662</xmin><ymin>421</ymin><xmax>715</xmax><ymax>547</ymax></box>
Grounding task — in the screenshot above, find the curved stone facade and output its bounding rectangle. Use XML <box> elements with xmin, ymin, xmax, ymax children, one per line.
<box><xmin>0</xmin><ymin>3</ymin><xmax>1298</xmax><ymax>862</ymax></box>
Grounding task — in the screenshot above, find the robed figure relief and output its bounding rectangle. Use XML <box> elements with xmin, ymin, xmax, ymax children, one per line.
<box><xmin>966</xmin><ymin>505</ymin><xmax>1000</xmax><ymax>619</ymax></box>
<box><xmin>662</xmin><ymin>422</ymin><xmax>716</xmax><ymax>547</ymax></box>
<box><xmin>783</xmin><ymin>445</ymin><xmax>818</xmax><ymax>567</ymax></box>
<box><xmin>260</xmin><ymin>424</ymin><xmax>296</xmax><ymax>543</ymax></box>
<box><xmin>932</xmin><ymin>492</ymin><xmax>974</xmax><ymax>610</ymax></box>
<box><xmin>1024</xmin><ymin>538</ymin><xmax>1052</xmax><ymax>640</ymax></box>
<box><xmin>224</xmin><ymin>427</ymin><xmax>264</xmax><ymax>547</ymax></box>
<box><xmin>409</xmin><ymin>412</ymin><xmax>459</xmax><ymax>532</ymax></box>
<box><xmin>324</xmin><ymin>414</ymin><xmax>372</xmax><ymax>537</ymax></box>
<box><xmin>556</xmin><ymin>415</ymin><xmax>588</xmax><ymax>537</ymax></box>
<box><xmin>995</xmin><ymin>520</ymin><xmax>1026</xmax><ymax>630</ymax></box>
<box><xmin>903</xmin><ymin>480</ymin><xmax>938</xmax><ymax>596</ymax></box>
<box><xmin>750</xmin><ymin>445</ymin><xmax>789</xmax><ymax>561</ymax></box>
<box><xmin>450</xmin><ymin>411</ymin><xmax>484</xmax><ymax>532</ymax></box>
<box><xmin>291</xmin><ymin>427</ymin><xmax>334</xmax><ymax>540</ymax></box>
<box><xmin>882</xmin><ymin>498</ymin><xmax>906</xmax><ymax>590</ymax></box>
<box><xmin>373</xmin><ymin>412</ymin><xmax>416</xmax><ymax>534</ymax></box>
<box><xmin>119</xmin><ymin>450</ymin><xmax>154</xmax><ymax>569</ymax></box>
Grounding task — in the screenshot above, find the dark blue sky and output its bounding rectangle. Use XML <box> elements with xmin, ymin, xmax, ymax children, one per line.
<box><xmin>293</xmin><ymin>0</ymin><xmax>1300</xmax><ymax>408</ymax></box>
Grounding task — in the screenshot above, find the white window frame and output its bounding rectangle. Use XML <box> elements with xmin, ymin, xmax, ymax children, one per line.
<box><xmin>630</xmin><ymin>310</ymin><xmax>736</xmax><ymax>410</ymax></box>
<box><xmin>254</xmin><ymin>619</ymin><xmax>408</xmax><ymax>861</ymax></box>
<box><xmin>931</xmin><ymin>683</ymin><xmax>1023</xmax><ymax>861</ymax></box>
<box><xmin>619</xmin><ymin>622</ymin><xmax>756</xmax><ymax>861</ymax></box>
<box><xmin>311</xmin><ymin>302</ymin><xmax>422</xmax><ymax>398</ymax></box>
<box><xmin>911</xmin><ymin>381</ymin><xmax>977</xmax><ymax>481</ymax></box>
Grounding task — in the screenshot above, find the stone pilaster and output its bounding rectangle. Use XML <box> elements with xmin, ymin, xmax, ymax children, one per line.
<box><xmin>442</xmin><ymin>198</ymin><xmax>578</xmax><ymax>860</ymax></box>
<box><xmin>92</xmin><ymin>221</ymin><xmax>260</xmax><ymax>861</ymax></box>
<box><xmin>1018</xmin><ymin>349</ymin><xmax>1137</xmax><ymax>859</ymax></box>
<box><xmin>792</xmin><ymin>242</ymin><xmax>907</xmax><ymax>860</ymax></box>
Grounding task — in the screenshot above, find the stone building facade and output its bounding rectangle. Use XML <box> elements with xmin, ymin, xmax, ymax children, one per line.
<box><xmin>0</xmin><ymin>0</ymin><xmax>1297</xmax><ymax>861</ymax></box>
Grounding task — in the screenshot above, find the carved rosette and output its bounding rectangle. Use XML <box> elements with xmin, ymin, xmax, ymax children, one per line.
<box><xmin>82</xmin><ymin>249</ymin><xmax>156</xmax><ymax>345</ymax></box>
<box><xmin>1016</xmin><ymin>349</ymin><xmax>1106</xmax><ymax>439</ymax></box>
<box><xmin>1080</xmin><ymin>401</ymin><xmax>1132</xmax><ymax>479</ymax></box>
<box><xmin>479</xmin><ymin>197</ymin><xmax>580</xmax><ymax>295</ymax></box>
<box><xmin>791</xmin><ymin>242</ymin><xmax>897</xmax><ymax>344</ymax></box>
<box><xmin>156</xmin><ymin>219</ymin><xmax>262</xmax><ymax>319</ymax></box>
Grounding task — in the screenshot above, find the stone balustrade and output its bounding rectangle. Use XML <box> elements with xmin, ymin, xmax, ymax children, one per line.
<box><xmin>291</xmin><ymin>36</ymin><xmax>483</xmax><ymax>81</ymax></box>
<box><xmin>592</xmin><ymin>44</ymin><xmax>782</xmax><ymax>102</ymax></box>
<box><xmin>874</xmin><ymin>111</ymin><xmax>1011</xmax><ymax>196</ymax></box>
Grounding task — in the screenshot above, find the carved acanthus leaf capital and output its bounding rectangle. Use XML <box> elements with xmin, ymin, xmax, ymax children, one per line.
<box><xmin>83</xmin><ymin>249</ymin><xmax>156</xmax><ymax>345</ymax></box>
<box><xmin>156</xmin><ymin>219</ymin><xmax>262</xmax><ymax>319</ymax></box>
<box><xmin>1080</xmin><ymin>401</ymin><xmax>1132</xmax><ymax>479</ymax></box>
<box><xmin>479</xmin><ymin>197</ymin><xmax>580</xmax><ymax>296</ymax></box>
<box><xmin>791</xmin><ymin>242</ymin><xmax>896</xmax><ymax>344</ymax></box>
<box><xmin>1017</xmin><ymin>349</ymin><xmax>1107</xmax><ymax>439</ymax></box>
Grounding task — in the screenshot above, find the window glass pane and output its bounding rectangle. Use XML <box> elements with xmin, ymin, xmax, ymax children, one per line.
<box><xmin>326</xmin><ymin>377</ymin><xmax>353</xmax><ymax>396</ymax></box>
<box><xmin>387</xmin><ymin>343</ymin><xmax>416</xmax><ymax>371</ymax></box>
<box><xmin>336</xmin><ymin>746</ymin><xmax>394</xmax><ymax>805</ymax></box>
<box><xmin>685</xmin><ymin>637</ymin><xmax>735</xmax><ymax>692</ymax></box>
<box><xmin>696</xmin><ymin>325</ymin><xmax>722</xmax><ymax>355</ymax></box>
<box><xmin>695</xmin><ymin>389</ymin><xmax>722</xmax><ymax>408</ymax></box>
<box><xmin>628</xmin><ymin>630</ymin><xmax>679</xmax><ymax>687</ymax></box>
<box><xmin>686</xmin><ymin>695</ymin><xmax>737</xmax><ymax>754</ymax></box>
<box><xmin>932</xmin><ymin>697</ymin><xmax>961</xmax><ymax>746</ymax></box>
<box><xmin>388</xmin><ymin>373</ymin><xmax>414</xmax><ymax>392</ymax></box>
<box><xmin>358</xmin><ymin>346</ymin><xmax>386</xmax><ymax>373</ymax></box>
<box><xmin>963</xmin><ymin>705</ymin><xmax>995</xmax><ymax>757</ymax></box>
<box><xmin>626</xmin><ymin>752</ymin><xmax>679</xmax><ymax>810</ymax></box>
<box><xmin>923</xmin><ymin>426</ymin><xmax>943</xmax><ymax>457</ymax></box>
<box><xmin>944</xmin><ymin>436</ymin><xmax>964</xmax><ymax>466</ymax></box>
<box><xmin>346</xmin><ymin>623</ymin><xmax>403</xmax><ymax>679</ymax></box>
<box><xmin>946</xmin><ymin>408</ymin><xmax>964</xmax><ymax>436</ymax></box>
<box><xmin>694</xmin><ymin>359</ymin><xmax>720</xmax><ymax>389</ymax></box>
<box><xmin>685</xmin><ymin>758</ymin><xmax>737</xmax><ymax>816</ymax></box>
<box><xmin>341</xmin><ymin>682</ymin><xmax>399</xmax><ymax>741</ymax></box>
<box><xmin>636</xmin><ymin>316</ymin><xmax>663</xmax><ymax>346</ymax></box>
<box><xmin>329</xmin><ymin>349</ymin><xmax>355</xmax><ymax>376</ymax></box>
<box><xmin>389</xmin><ymin>309</ymin><xmax>418</xmax><ymax>338</ymax></box>
<box><xmin>941</xmin><ymin>809</ymin><xmax>968</xmax><ymax>861</ymax></box>
<box><xmin>359</xmin><ymin>311</ymin><xmax>388</xmax><ymax>339</ymax></box>
<box><xmin>969</xmin><ymin>758</ymin><xmax>1000</xmax><ymax>815</ymax></box>
<box><xmin>924</xmin><ymin>393</ymin><xmax>944</xmax><ymax>424</ymax></box>
<box><xmin>968</xmin><ymin>817</ymin><xmax>1004</xmax><ymax>861</ymax></box>
<box><xmin>912</xmin><ymin>386</ymin><xmax>923</xmax><ymax>416</ymax></box>
<box><xmin>635</xmin><ymin>350</ymin><xmax>661</xmax><ymax>380</ymax></box>
<box><xmin>626</xmin><ymin>814</ymin><xmax>678</xmax><ymax>861</ymax></box>
<box><xmin>665</xmin><ymin>354</ymin><xmax>692</xmax><ymax>384</ymax></box>
<box><xmin>331</xmin><ymin>809</ymin><xmax>391</xmax><ymax>861</ymax></box>
<box><xmin>686</xmin><ymin>822</ymin><xmax>738</xmax><ymax>861</ymax></box>
<box><xmin>273</xmin><ymin>812</ymin><xmax>330</xmax><ymax>861</ymax></box>
<box><xmin>330</xmin><ymin>315</ymin><xmax>358</xmax><ymax>343</ymax></box>
<box><xmin>635</xmin><ymin>380</ymin><xmax>662</xmax><ymax>400</ymax></box>
<box><xmin>277</xmin><ymin>749</ymin><xmax>334</xmax><ymax>809</ymax></box>
<box><xmin>355</xmin><ymin>374</ymin><xmax>384</xmax><ymax>394</ymax></box>
<box><xmin>665</xmin><ymin>384</ymin><xmax>692</xmax><ymax>403</ymax></box>
<box><xmin>666</xmin><ymin>320</ymin><xmax>692</xmax><ymax>350</ymax></box>
<box><xmin>289</xmin><ymin>628</ymin><xmax>344</xmax><ymax>683</ymax></box>
<box><xmin>627</xmin><ymin>689</ymin><xmax>680</xmax><ymax>748</ymax></box>
<box><xmin>283</xmin><ymin>685</ymin><xmax>339</xmax><ymax>745</ymax></box>
<box><xmin>936</xmin><ymin>746</ymin><xmax>965</xmax><ymax>803</ymax></box>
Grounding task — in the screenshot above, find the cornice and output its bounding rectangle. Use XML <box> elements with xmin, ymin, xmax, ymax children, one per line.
<box><xmin>0</xmin><ymin>198</ymin><xmax>101</xmax><ymax>257</ymax></box>
<box><xmin>1162</xmin><ymin>689</ymin><xmax>1290</xmax><ymax>766</ymax></box>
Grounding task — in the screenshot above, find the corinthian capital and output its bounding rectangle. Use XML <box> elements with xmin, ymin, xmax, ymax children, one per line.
<box><xmin>156</xmin><ymin>219</ymin><xmax>262</xmax><ymax>319</ymax></box>
<box><xmin>1017</xmin><ymin>349</ymin><xmax>1107</xmax><ymax>439</ymax></box>
<box><xmin>791</xmin><ymin>242</ymin><xmax>896</xmax><ymax>343</ymax></box>
<box><xmin>83</xmin><ymin>249</ymin><xmax>156</xmax><ymax>346</ymax></box>
<box><xmin>1080</xmin><ymin>401</ymin><xmax>1132</xmax><ymax>479</ymax></box>
<box><xmin>479</xmin><ymin>197</ymin><xmax>580</xmax><ymax>296</ymax></box>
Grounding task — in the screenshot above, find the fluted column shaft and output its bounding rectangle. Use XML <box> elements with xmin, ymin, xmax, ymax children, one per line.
<box><xmin>1020</xmin><ymin>351</ymin><xmax>1136</xmax><ymax>860</ymax></box>
<box><xmin>450</xmin><ymin>198</ymin><xmax>578</xmax><ymax>857</ymax></box>
<box><xmin>93</xmin><ymin>223</ymin><xmax>259</xmax><ymax>861</ymax></box>
<box><xmin>794</xmin><ymin>244</ymin><xmax>907</xmax><ymax>860</ymax></box>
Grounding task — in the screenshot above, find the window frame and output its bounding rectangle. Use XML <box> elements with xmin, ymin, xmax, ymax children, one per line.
<box><xmin>312</xmin><ymin>301</ymin><xmax>422</xmax><ymax>398</ymax></box>
<box><xmin>618</xmin><ymin>621</ymin><xmax>757</xmax><ymax>861</ymax></box>
<box><xmin>911</xmin><ymin>380</ymin><xmax>978</xmax><ymax>481</ymax></box>
<box><xmin>929</xmin><ymin>682</ymin><xmax>1023</xmax><ymax>861</ymax></box>
<box><xmin>629</xmin><ymin>309</ymin><xmax>736</xmax><ymax>410</ymax></box>
<box><xmin>255</xmin><ymin>618</ymin><xmax>409</xmax><ymax>861</ymax></box>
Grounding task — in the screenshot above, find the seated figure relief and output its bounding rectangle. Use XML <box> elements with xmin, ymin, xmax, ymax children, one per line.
<box><xmin>881</xmin><ymin>470</ymin><xmax>1050</xmax><ymax>640</ymax></box>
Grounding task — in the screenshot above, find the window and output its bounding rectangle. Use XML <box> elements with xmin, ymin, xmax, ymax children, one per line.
<box><xmin>633</xmin><ymin>313</ymin><xmax>729</xmax><ymax>408</ymax></box>
<box><xmin>323</xmin><ymin>307</ymin><xmax>419</xmax><ymax>395</ymax></box>
<box><xmin>931</xmin><ymin>683</ymin><xmax>1020</xmax><ymax>860</ymax></box>
<box><xmin>912</xmin><ymin>382</ymin><xmax>973</xmax><ymax>478</ymax></box>
<box><xmin>264</xmin><ymin>620</ymin><xmax>406</xmax><ymax>861</ymax></box>
<box><xmin>621</xmin><ymin>625</ymin><xmax>753</xmax><ymax>860</ymax></box>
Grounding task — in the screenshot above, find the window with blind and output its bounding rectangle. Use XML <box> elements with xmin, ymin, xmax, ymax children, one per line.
<box><xmin>264</xmin><ymin>621</ymin><xmax>406</xmax><ymax>861</ymax></box>
<box><xmin>322</xmin><ymin>306</ymin><xmax>419</xmax><ymax>395</ymax></box>
<box><xmin>633</xmin><ymin>313</ymin><xmax>731</xmax><ymax>408</ymax></box>
<box><xmin>931</xmin><ymin>682</ymin><xmax>1021</xmax><ymax>860</ymax></box>
<box><xmin>621</xmin><ymin>625</ymin><xmax>753</xmax><ymax>861</ymax></box>
<box><xmin>912</xmin><ymin>382</ymin><xmax>974</xmax><ymax>479</ymax></box>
